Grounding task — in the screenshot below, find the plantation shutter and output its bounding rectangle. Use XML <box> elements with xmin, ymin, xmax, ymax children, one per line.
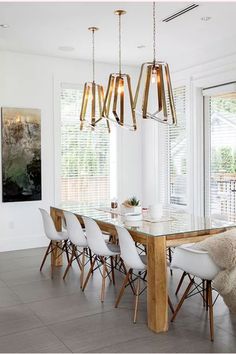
<box><xmin>60</xmin><ymin>85</ymin><xmax>111</xmax><ymax>206</ymax></box>
<box><xmin>168</xmin><ymin>86</ymin><xmax>187</xmax><ymax>206</ymax></box>
<box><xmin>159</xmin><ymin>86</ymin><xmax>187</xmax><ymax>206</ymax></box>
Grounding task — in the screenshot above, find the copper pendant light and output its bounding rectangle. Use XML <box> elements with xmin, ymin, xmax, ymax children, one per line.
<box><xmin>102</xmin><ymin>10</ymin><xmax>137</xmax><ymax>131</ymax></box>
<box><xmin>80</xmin><ymin>27</ymin><xmax>110</xmax><ymax>132</ymax></box>
<box><xmin>134</xmin><ymin>2</ymin><xmax>177</xmax><ymax>125</ymax></box>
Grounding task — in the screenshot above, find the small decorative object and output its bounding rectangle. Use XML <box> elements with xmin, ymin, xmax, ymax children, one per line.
<box><xmin>123</xmin><ymin>196</ymin><xmax>142</xmax><ymax>214</ymax></box>
<box><xmin>1</xmin><ymin>107</ymin><xmax>41</xmax><ymax>202</ymax></box>
<box><xmin>102</xmin><ymin>10</ymin><xmax>137</xmax><ymax>131</ymax></box>
<box><xmin>80</xmin><ymin>27</ymin><xmax>110</xmax><ymax>133</ymax></box>
<box><xmin>111</xmin><ymin>197</ymin><xmax>118</xmax><ymax>209</ymax></box>
<box><xmin>133</xmin><ymin>2</ymin><xmax>177</xmax><ymax>125</ymax></box>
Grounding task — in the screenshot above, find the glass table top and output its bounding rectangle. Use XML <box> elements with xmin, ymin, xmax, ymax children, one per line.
<box><xmin>55</xmin><ymin>203</ymin><xmax>236</xmax><ymax>238</ymax></box>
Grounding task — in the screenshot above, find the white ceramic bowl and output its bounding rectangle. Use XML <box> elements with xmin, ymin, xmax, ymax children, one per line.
<box><xmin>125</xmin><ymin>212</ymin><xmax>142</xmax><ymax>221</ymax></box>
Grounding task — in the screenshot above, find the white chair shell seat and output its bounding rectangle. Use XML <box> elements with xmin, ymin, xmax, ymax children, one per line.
<box><xmin>171</xmin><ymin>243</ymin><xmax>220</xmax><ymax>281</ymax></box>
<box><xmin>106</xmin><ymin>243</ymin><xmax>120</xmax><ymax>255</ymax></box>
<box><xmin>57</xmin><ymin>231</ymin><xmax>69</xmax><ymax>241</ymax></box>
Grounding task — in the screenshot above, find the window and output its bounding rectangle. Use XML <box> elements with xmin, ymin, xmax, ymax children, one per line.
<box><xmin>60</xmin><ymin>85</ymin><xmax>116</xmax><ymax>206</ymax></box>
<box><xmin>160</xmin><ymin>86</ymin><xmax>187</xmax><ymax>206</ymax></box>
<box><xmin>204</xmin><ymin>85</ymin><xmax>236</xmax><ymax>221</ymax></box>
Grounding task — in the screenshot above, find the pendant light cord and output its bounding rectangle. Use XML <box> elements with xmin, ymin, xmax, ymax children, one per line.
<box><xmin>119</xmin><ymin>13</ymin><xmax>122</xmax><ymax>75</ymax></box>
<box><xmin>92</xmin><ymin>29</ymin><xmax>95</xmax><ymax>82</ymax></box>
<box><xmin>153</xmin><ymin>1</ymin><xmax>156</xmax><ymax>64</ymax></box>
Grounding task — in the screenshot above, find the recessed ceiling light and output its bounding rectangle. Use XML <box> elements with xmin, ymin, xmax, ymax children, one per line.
<box><xmin>137</xmin><ymin>45</ymin><xmax>146</xmax><ymax>49</ymax></box>
<box><xmin>0</xmin><ymin>24</ymin><xmax>9</xmax><ymax>29</ymax></box>
<box><xmin>201</xmin><ymin>16</ymin><xmax>211</xmax><ymax>21</ymax></box>
<box><xmin>58</xmin><ymin>46</ymin><xmax>75</xmax><ymax>52</ymax></box>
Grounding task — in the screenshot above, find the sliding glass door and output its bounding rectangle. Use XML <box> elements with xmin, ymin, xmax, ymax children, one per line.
<box><xmin>204</xmin><ymin>84</ymin><xmax>236</xmax><ymax>221</ymax></box>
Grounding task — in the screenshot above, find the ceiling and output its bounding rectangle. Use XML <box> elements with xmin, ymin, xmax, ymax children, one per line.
<box><xmin>0</xmin><ymin>1</ymin><xmax>236</xmax><ymax>71</ymax></box>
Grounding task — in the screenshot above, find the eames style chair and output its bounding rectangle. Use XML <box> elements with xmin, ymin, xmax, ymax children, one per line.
<box><xmin>171</xmin><ymin>243</ymin><xmax>220</xmax><ymax>341</ymax></box>
<box><xmin>39</xmin><ymin>208</ymin><xmax>69</xmax><ymax>274</ymax></box>
<box><xmin>62</xmin><ymin>211</ymin><xmax>90</xmax><ymax>287</ymax></box>
<box><xmin>115</xmin><ymin>226</ymin><xmax>174</xmax><ymax>323</ymax></box>
<box><xmin>82</xmin><ymin>216</ymin><xmax>120</xmax><ymax>302</ymax></box>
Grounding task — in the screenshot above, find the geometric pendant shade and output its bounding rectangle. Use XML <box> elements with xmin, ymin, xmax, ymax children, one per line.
<box><xmin>80</xmin><ymin>27</ymin><xmax>110</xmax><ymax>132</ymax></box>
<box><xmin>102</xmin><ymin>10</ymin><xmax>137</xmax><ymax>131</ymax></box>
<box><xmin>133</xmin><ymin>2</ymin><xmax>177</xmax><ymax>126</ymax></box>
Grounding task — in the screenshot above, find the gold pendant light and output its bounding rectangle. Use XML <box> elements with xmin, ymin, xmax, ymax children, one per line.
<box><xmin>134</xmin><ymin>2</ymin><xmax>177</xmax><ymax>125</ymax></box>
<box><xmin>80</xmin><ymin>27</ymin><xmax>110</xmax><ymax>132</ymax></box>
<box><xmin>102</xmin><ymin>10</ymin><xmax>137</xmax><ymax>131</ymax></box>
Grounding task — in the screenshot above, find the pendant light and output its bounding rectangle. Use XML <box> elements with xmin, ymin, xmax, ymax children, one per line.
<box><xmin>133</xmin><ymin>2</ymin><xmax>177</xmax><ymax>125</ymax></box>
<box><xmin>102</xmin><ymin>10</ymin><xmax>137</xmax><ymax>131</ymax></box>
<box><xmin>80</xmin><ymin>27</ymin><xmax>110</xmax><ymax>132</ymax></box>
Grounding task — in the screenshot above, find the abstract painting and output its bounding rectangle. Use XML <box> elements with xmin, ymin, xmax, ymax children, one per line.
<box><xmin>1</xmin><ymin>107</ymin><xmax>41</xmax><ymax>202</ymax></box>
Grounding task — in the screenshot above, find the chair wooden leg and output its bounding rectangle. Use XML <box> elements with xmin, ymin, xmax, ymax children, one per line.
<box><xmin>63</xmin><ymin>246</ymin><xmax>75</xmax><ymax>280</ymax></box>
<box><xmin>168</xmin><ymin>296</ymin><xmax>175</xmax><ymax>314</ymax></box>
<box><xmin>115</xmin><ymin>270</ymin><xmax>131</xmax><ymax>308</ymax></box>
<box><xmin>110</xmin><ymin>256</ymin><xmax>115</xmax><ymax>285</ymax></box>
<box><xmin>101</xmin><ymin>257</ymin><xmax>106</xmax><ymax>303</ymax></box>
<box><xmin>82</xmin><ymin>257</ymin><xmax>96</xmax><ymax>291</ymax></box>
<box><xmin>175</xmin><ymin>271</ymin><xmax>187</xmax><ymax>295</ymax></box>
<box><xmin>80</xmin><ymin>248</ymin><xmax>86</xmax><ymax>288</ymax></box>
<box><xmin>171</xmin><ymin>278</ymin><xmax>194</xmax><ymax>322</ymax></box>
<box><xmin>40</xmin><ymin>241</ymin><xmax>52</xmax><ymax>271</ymax></box>
<box><xmin>133</xmin><ymin>276</ymin><xmax>140</xmax><ymax>323</ymax></box>
<box><xmin>207</xmin><ymin>280</ymin><xmax>214</xmax><ymax>341</ymax></box>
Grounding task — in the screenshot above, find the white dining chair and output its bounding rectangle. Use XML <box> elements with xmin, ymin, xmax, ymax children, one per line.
<box><xmin>39</xmin><ymin>208</ymin><xmax>69</xmax><ymax>274</ymax></box>
<box><xmin>62</xmin><ymin>211</ymin><xmax>91</xmax><ymax>287</ymax></box>
<box><xmin>171</xmin><ymin>243</ymin><xmax>220</xmax><ymax>341</ymax></box>
<box><xmin>115</xmin><ymin>226</ymin><xmax>174</xmax><ymax>323</ymax></box>
<box><xmin>82</xmin><ymin>216</ymin><xmax>120</xmax><ymax>302</ymax></box>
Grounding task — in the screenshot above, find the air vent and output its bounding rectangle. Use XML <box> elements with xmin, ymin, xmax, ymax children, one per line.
<box><xmin>162</xmin><ymin>3</ymin><xmax>199</xmax><ymax>23</ymax></box>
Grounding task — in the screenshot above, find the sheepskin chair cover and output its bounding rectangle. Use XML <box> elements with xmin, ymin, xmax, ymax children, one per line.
<box><xmin>194</xmin><ymin>228</ymin><xmax>236</xmax><ymax>313</ymax></box>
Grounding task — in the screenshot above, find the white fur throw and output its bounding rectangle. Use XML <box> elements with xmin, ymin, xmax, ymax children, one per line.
<box><xmin>193</xmin><ymin>228</ymin><xmax>236</xmax><ymax>313</ymax></box>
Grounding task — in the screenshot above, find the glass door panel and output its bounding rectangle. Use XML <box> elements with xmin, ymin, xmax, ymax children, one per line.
<box><xmin>205</xmin><ymin>89</ymin><xmax>236</xmax><ymax>221</ymax></box>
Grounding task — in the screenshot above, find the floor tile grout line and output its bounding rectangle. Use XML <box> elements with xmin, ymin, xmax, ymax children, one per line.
<box><xmin>40</xmin><ymin>306</ymin><xmax>120</xmax><ymax>328</ymax></box>
<box><xmin>44</xmin><ymin>324</ymin><xmax>73</xmax><ymax>353</ymax></box>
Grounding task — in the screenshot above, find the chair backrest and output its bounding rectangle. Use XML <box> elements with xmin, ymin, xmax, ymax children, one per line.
<box><xmin>115</xmin><ymin>226</ymin><xmax>146</xmax><ymax>270</ymax></box>
<box><xmin>82</xmin><ymin>216</ymin><xmax>110</xmax><ymax>256</ymax></box>
<box><xmin>171</xmin><ymin>243</ymin><xmax>220</xmax><ymax>280</ymax></box>
<box><xmin>39</xmin><ymin>208</ymin><xmax>59</xmax><ymax>241</ymax></box>
<box><xmin>64</xmin><ymin>211</ymin><xmax>87</xmax><ymax>246</ymax></box>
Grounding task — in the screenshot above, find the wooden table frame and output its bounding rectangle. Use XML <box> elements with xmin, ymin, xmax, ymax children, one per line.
<box><xmin>50</xmin><ymin>206</ymin><xmax>229</xmax><ymax>334</ymax></box>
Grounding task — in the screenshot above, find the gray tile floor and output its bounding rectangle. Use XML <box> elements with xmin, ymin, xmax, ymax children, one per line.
<box><xmin>0</xmin><ymin>247</ymin><xmax>235</xmax><ymax>353</ymax></box>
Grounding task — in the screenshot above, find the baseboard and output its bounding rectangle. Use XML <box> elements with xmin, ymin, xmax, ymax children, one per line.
<box><xmin>0</xmin><ymin>234</ymin><xmax>48</xmax><ymax>252</ymax></box>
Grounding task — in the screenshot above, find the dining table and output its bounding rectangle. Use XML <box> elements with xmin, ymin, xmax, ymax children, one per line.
<box><xmin>50</xmin><ymin>203</ymin><xmax>235</xmax><ymax>334</ymax></box>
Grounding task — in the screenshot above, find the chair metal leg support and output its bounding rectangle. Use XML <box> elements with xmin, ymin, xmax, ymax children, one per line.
<box><xmin>110</xmin><ymin>256</ymin><xmax>115</xmax><ymax>285</ymax></box>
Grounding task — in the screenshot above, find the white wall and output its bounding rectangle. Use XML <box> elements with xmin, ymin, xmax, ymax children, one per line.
<box><xmin>0</xmin><ymin>50</ymin><xmax>142</xmax><ymax>251</ymax></box>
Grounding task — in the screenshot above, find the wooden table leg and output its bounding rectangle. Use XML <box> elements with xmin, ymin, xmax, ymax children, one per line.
<box><xmin>147</xmin><ymin>236</ymin><xmax>168</xmax><ymax>333</ymax></box>
<box><xmin>50</xmin><ymin>207</ymin><xmax>63</xmax><ymax>267</ymax></box>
